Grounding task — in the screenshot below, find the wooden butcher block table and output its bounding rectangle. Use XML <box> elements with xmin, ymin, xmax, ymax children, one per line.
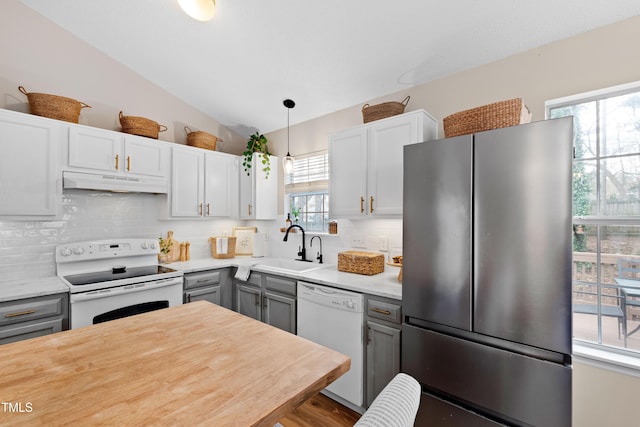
<box><xmin>0</xmin><ymin>301</ymin><xmax>350</xmax><ymax>426</ymax></box>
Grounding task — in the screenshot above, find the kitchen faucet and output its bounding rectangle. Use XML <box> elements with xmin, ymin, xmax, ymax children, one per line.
<box><xmin>283</xmin><ymin>224</ymin><xmax>312</xmax><ymax>262</ymax></box>
<box><xmin>310</xmin><ymin>235</ymin><xmax>323</xmax><ymax>264</ymax></box>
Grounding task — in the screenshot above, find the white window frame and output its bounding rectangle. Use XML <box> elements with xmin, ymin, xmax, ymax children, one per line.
<box><xmin>284</xmin><ymin>151</ymin><xmax>329</xmax><ymax>233</ymax></box>
<box><xmin>546</xmin><ymin>80</ymin><xmax>640</xmax><ymax>375</ymax></box>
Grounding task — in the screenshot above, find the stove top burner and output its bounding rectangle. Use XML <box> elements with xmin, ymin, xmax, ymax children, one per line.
<box><xmin>64</xmin><ymin>266</ymin><xmax>178</xmax><ymax>286</ymax></box>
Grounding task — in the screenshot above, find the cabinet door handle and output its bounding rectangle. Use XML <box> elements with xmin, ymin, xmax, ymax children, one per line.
<box><xmin>206</xmin><ymin>203</ymin><xmax>211</xmax><ymax>216</ymax></box>
<box><xmin>186</xmin><ymin>294</ymin><xmax>192</xmax><ymax>303</ymax></box>
<box><xmin>371</xmin><ymin>308</ymin><xmax>391</xmax><ymax>316</ymax></box>
<box><xmin>248</xmin><ymin>204</ymin><xmax>252</xmax><ymax>216</ymax></box>
<box><xmin>199</xmin><ymin>203</ymin><xmax>203</xmax><ymax>216</ymax></box>
<box><xmin>366</xmin><ymin>325</ymin><xmax>371</xmax><ymax>344</ymax></box>
<box><xmin>5</xmin><ymin>309</ymin><xmax>36</xmax><ymax>318</ymax></box>
<box><xmin>127</xmin><ymin>156</ymin><xmax>131</xmax><ymax>171</ymax></box>
<box><xmin>115</xmin><ymin>154</ymin><xmax>119</xmax><ymax>170</ymax></box>
<box><xmin>255</xmin><ymin>293</ymin><xmax>260</xmax><ymax>306</ymax></box>
<box><xmin>360</xmin><ymin>196</ymin><xmax>365</xmax><ymax>213</ymax></box>
<box><xmin>370</xmin><ymin>196</ymin><xmax>374</xmax><ymax>213</ymax></box>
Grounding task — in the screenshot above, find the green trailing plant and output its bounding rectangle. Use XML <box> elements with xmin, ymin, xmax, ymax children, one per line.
<box><xmin>243</xmin><ymin>132</ymin><xmax>271</xmax><ymax>178</ymax></box>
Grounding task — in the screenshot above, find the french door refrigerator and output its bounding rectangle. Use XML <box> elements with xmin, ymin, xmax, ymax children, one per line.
<box><xmin>402</xmin><ymin>117</ymin><xmax>573</xmax><ymax>427</ymax></box>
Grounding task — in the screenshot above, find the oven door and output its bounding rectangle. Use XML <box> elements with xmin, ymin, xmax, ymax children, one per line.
<box><xmin>69</xmin><ymin>277</ymin><xmax>183</xmax><ymax>329</ymax></box>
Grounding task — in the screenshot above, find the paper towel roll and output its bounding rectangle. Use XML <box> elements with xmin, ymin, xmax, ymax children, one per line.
<box><xmin>252</xmin><ymin>232</ymin><xmax>265</xmax><ymax>258</ymax></box>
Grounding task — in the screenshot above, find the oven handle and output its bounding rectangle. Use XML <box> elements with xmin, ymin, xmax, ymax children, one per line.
<box><xmin>70</xmin><ymin>277</ymin><xmax>183</xmax><ymax>302</ymax></box>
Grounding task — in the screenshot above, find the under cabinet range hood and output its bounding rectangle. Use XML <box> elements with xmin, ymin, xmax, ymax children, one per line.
<box><xmin>62</xmin><ymin>171</ymin><xmax>168</xmax><ymax>194</ymax></box>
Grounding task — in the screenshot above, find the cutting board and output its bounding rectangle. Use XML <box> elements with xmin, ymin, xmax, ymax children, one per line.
<box><xmin>161</xmin><ymin>231</ymin><xmax>181</xmax><ymax>262</ymax></box>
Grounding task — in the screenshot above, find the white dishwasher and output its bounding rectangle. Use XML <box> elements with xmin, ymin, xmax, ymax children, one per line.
<box><xmin>297</xmin><ymin>281</ymin><xmax>364</xmax><ymax>408</ymax></box>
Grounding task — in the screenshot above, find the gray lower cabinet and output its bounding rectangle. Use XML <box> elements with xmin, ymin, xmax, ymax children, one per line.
<box><xmin>365</xmin><ymin>295</ymin><xmax>402</xmax><ymax>407</ymax></box>
<box><xmin>0</xmin><ymin>293</ymin><xmax>69</xmax><ymax>345</ymax></box>
<box><xmin>234</xmin><ymin>272</ymin><xmax>296</xmax><ymax>334</ymax></box>
<box><xmin>184</xmin><ymin>268</ymin><xmax>233</xmax><ymax>310</ymax></box>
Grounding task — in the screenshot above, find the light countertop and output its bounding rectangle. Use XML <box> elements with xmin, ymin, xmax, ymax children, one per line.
<box><xmin>0</xmin><ymin>276</ymin><xmax>69</xmax><ymax>303</ymax></box>
<box><xmin>169</xmin><ymin>256</ymin><xmax>403</xmax><ymax>300</ymax></box>
<box><xmin>0</xmin><ymin>256</ymin><xmax>402</xmax><ymax>303</ymax></box>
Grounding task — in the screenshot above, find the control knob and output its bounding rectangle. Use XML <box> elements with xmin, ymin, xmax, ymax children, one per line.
<box><xmin>59</xmin><ymin>247</ymin><xmax>72</xmax><ymax>257</ymax></box>
<box><xmin>141</xmin><ymin>241</ymin><xmax>149</xmax><ymax>249</ymax></box>
<box><xmin>72</xmin><ymin>247</ymin><xmax>85</xmax><ymax>255</ymax></box>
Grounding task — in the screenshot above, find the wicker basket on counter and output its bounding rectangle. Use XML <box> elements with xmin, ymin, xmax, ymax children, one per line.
<box><xmin>338</xmin><ymin>251</ymin><xmax>385</xmax><ymax>275</ymax></box>
<box><xmin>19</xmin><ymin>86</ymin><xmax>91</xmax><ymax>123</ymax></box>
<box><xmin>185</xmin><ymin>126</ymin><xmax>220</xmax><ymax>151</ymax></box>
<box><xmin>443</xmin><ymin>98</ymin><xmax>532</xmax><ymax>138</ymax></box>
<box><xmin>209</xmin><ymin>236</ymin><xmax>236</xmax><ymax>259</ymax></box>
<box><xmin>362</xmin><ymin>96</ymin><xmax>410</xmax><ymax>123</ymax></box>
<box><xmin>119</xmin><ymin>111</ymin><xmax>167</xmax><ymax>139</ymax></box>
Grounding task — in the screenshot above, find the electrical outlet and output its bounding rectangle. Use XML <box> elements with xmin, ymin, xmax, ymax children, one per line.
<box><xmin>351</xmin><ymin>234</ymin><xmax>368</xmax><ymax>248</ymax></box>
<box><xmin>379</xmin><ymin>236</ymin><xmax>389</xmax><ymax>252</ymax></box>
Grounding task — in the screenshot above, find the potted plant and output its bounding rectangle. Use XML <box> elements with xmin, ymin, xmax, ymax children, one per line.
<box><xmin>158</xmin><ymin>232</ymin><xmax>174</xmax><ymax>264</ymax></box>
<box><xmin>243</xmin><ymin>132</ymin><xmax>271</xmax><ymax>178</ymax></box>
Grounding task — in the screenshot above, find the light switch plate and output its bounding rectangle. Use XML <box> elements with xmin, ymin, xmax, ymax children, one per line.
<box><xmin>379</xmin><ymin>236</ymin><xmax>388</xmax><ymax>252</ymax></box>
<box><xmin>351</xmin><ymin>234</ymin><xmax>368</xmax><ymax>248</ymax></box>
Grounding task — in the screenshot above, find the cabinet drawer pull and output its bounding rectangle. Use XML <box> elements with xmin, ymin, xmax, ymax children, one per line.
<box><xmin>115</xmin><ymin>154</ymin><xmax>119</xmax><ymax>170</ymax></box>
<box><xmin>371</xmin><ymin>308</ymin><xmax>391</xmax><ymax>316</ymax></box>
<box><xmin>370</xmin><ymin>196</ymin><xmax>374</xmax><ymax>213</ymax></box>
<box><xmin>360</xmin><ymin>196</ymin><xmax>365</xmax><ymax>213</ymax></box>
<box><xmin>127</xmin><ymin>155</ymin><xmax>131</xmax><ymax>171</ymax></box>
<box><xmin>5</xmin><ymin>309</ymin><xmax>36</xmax><ymax>318</ymax></box>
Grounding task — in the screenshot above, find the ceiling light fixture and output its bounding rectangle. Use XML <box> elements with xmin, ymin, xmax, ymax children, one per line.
<box><xmin>282</xmin><ymin>99</ymin><xmax>295</xmax><ymax>175</ymax></box>
<box><xmin>178</xmin><ymin>0</ymin><xmax>216</xmax><ymax>22</ymax></box>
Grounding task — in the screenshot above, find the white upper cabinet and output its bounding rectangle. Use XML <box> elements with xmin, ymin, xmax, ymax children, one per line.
<box><xmin>169</xmin><ymin>144</ymin><xmax>237</xmax><ymax>218</ymax></box>
<box><xmin>329</xmin><ymin>110</ymin><xmax>437</xmax><ymax>217</ymax></box>
<box><xmin>239</xmin><ymin>153</ymin><xmax>278</xmax><ymax>220</ymax></box>
<box><xmin>0</xmin><ymin>109</ymin><xmax>61</xmax><ymax>219</ymax></box>
<box><xmin>67</xmin><ymin>126</ymin><xmax>168</xmax><ymax>178</ymax></box>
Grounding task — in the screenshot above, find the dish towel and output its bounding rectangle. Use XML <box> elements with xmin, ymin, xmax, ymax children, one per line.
<box><xmin>216</xmin><ymin>237</ymin><xmax>228</xmax><ymax>255</ymax></box>
<box><xmin>235</xmin><ymin>264</ymin><xmax>250</xmax><ymax>281</ymax></box>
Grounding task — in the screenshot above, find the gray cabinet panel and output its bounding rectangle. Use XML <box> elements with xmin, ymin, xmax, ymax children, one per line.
<box><xmin>0</xmin><ymin>318</ymin><xmax>63</xmax><ymax>345</ymax></box>
<box><xmin>184</xmin><ymin>268</ymin><xmax>232</xmax><ymax>309</ymax></box>
<box><xmin>236</xmin><ymin>284</ymin><xmax>261</xmax><ymax>321</ymax></box>
<box><xmin>264</xmin><ymin>275</ymin><xmax>296</xmax><ymax>296</ymax></box>
<box><xmin>264</xmin><ymin>291</ymin><xmax>296</xmax><ymax>333</ymax></box>
<box><xmin>0</xmin><ymin>294</ymin><xmax>66</xmax><ymax>327</ymax></box>
<box><xmin>185</xmin><ymin>285</ymin><xmax>221</xmax><ymax>305</ymax></box>
<box><xmin>366</xmin><ymin>320</ymin><xmax>400</xmax><ymax>407</ymax></box>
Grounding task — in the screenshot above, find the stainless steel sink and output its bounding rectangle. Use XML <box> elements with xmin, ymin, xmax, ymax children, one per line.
<box><xmin>252</xmin><ymin>258</ymin><xmax>327</xmax><ymax>274</ymax></box>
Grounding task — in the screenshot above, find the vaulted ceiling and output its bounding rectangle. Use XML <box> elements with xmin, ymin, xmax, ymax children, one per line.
<box><xmin>19</xmin><ymin>0</ymin><xmax>640</xmax><ymax>137</ymax></box>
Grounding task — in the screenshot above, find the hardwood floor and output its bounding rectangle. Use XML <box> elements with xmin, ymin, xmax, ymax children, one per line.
<box><xmin>278</xmin><ymin>393</ymin><xmax>361</xmax><ymax>427</ymax></box>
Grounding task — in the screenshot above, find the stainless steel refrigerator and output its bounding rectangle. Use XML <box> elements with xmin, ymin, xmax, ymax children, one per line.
<box><xmin>402</xmin><ymin>117</ymin><xmax>573</xmax><ymax>427</ymax></box>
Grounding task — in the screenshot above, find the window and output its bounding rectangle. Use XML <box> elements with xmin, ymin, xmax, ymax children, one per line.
<box><xmin>547</xmin><ymin>81</ymin><xmax>640</xmax><ymax>357</ymax></box>
<box><xmin>285</xmin><ymin>151</ymin><xmax>329</xmax><ymax>232</ymax></box>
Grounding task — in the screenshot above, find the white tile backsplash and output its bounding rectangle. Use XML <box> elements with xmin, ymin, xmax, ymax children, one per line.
<box><xmin>0</xmin><ymin>190</ymin><xmax>404</xmax><ymax>284</ymax></box>
<box><xmin>0</xmin><ymin>190</ymin><xmax>242</xmax><ymax>283</ymax></box>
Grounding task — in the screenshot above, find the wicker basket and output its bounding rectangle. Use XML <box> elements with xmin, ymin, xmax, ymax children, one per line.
<box><xmin>185</xmin><ymin>126</ymin><xmax>220</xmax><ymax>151</ymax></box>
<box><xmin>443</xmin><ymin>98</ymin><xmax>532</xmax><ymax>138</ymax></box>
<box><xmin>209</xmin><ymin>236</ymin><xmax>236</xmax><ymax>259</ymax></box>
<box><xmin>119</xmin><ymin>111</ymin><xmax>167</xmax><ymax>139</ymax></box>
<box><xmin>19</xmin><ymin>86</ymin><xmax>91</xmax><ymax>123</ymax></box>
<box><xmin>338</xmin><ymin>251</ymin><xmax>385</xmax><ymax>276</ymax></box>
<box><xmin>362</xmin><ymin>96</ymin><xmax>410</xmax><ymax>123</ymax></box>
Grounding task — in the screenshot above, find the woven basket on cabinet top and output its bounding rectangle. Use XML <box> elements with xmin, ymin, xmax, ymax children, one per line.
<box><xmin>19</xmin><ymin>86</ymin><xmax>91</xmax><ymax>123</ymax></box>
<box><xmin>443</xmin><ymin>98</ymin><xmax>532</xmax><ymax>138</ymax></box>
<box><xmin>119</xmin><ymin>111</ymin><xmax>167</xmax><ymax>139</ymax></box>
<box><xmin>362</xmin><ymin>96</ymin><xmax>410</xmax><ymax>123</ymax></box>
<box><xmin>185</xmin><ymin>126</ymin><xmax>220</xmax><ymax>151</ymax></box>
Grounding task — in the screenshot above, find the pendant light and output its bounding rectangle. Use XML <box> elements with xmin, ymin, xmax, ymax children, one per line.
<box><xmin>282</xmin><ymin>99</ymin><xmax>295</xmax><ymax>175</ymax></box>
<box><xmin>178</xmin><ymin>0</ymin><xmax>216</xmax><ymax>22</ymax></box>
